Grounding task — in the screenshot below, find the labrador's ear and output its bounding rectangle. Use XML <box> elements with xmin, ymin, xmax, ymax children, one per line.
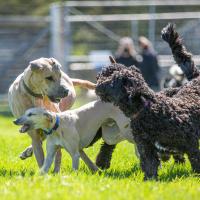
<box><xmin>29</xmin><ymin>60</ymin><xmax>43</xmax><ymax>71</ymax></box>
<box><xmin>109</xmin><ymin>56</ymin><xmax>116</xmax><ymax>64</ymax></box>
<box><xmin>44</xmin><ymin>112</ymin><xmax>53</xmax><ymax>123</ymax></box>
<box><xmin>50</xmin><ymin>58</ymin><xmax>62</xmax><ymax>69</ymax></box>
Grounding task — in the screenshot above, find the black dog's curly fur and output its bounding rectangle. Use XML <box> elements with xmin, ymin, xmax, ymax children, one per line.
<box><xmin>161</xmin><ymin>23</ymin><xmax>200</xmax><ymax>81</ymax></box>
<box><xmin>95</xmin><ymin>24</ymin><xmax>200</xmax><ymax>180</ymax></box>
<box><xmin>95</xmin><ymin>23</ymin><xmax>194</xmax><ymax>169</ymax></box>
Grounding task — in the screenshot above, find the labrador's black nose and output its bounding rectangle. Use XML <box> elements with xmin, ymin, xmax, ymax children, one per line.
<box><xmin>60</xmin><ymin>88</ymin><xmax>69</xmax><ymax>97</ymax></box>
<box><xmin>63</xmin><ymin>88</ymin><xmax>69</xmax><ymax>96</ymax></box>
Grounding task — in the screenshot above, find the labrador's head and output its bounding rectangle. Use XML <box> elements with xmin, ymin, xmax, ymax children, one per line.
<box><xmin>25</xmin><ymin>57</ymin><xmax>71</xmax><ymax>103</ymax></box>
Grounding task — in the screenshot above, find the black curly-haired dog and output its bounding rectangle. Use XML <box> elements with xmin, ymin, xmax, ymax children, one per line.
<box><xmin>95</xmin><ymin>25</ymin><xmax>200</xmax><ymax>180</ymax></box>
<box><xmin>95</xmin><ymin>23</ymin><xmax>198</xmax><ymax>169</ymax></box>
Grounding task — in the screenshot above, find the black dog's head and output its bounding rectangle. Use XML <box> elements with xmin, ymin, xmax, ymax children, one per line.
<box><xmin>96</xmin><ymin>63</ymin><xmax>155</xmax><ymax>117</ymax></box>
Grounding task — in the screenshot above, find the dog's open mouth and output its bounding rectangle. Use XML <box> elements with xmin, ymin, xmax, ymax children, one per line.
<box><xmin>48</xmin><ymin>96</ymin><xmax>62</xmax><ymax>103</ymax></box>
<box><xmin>19</xmin><ymin>124</ymin><xmax>31</xmax><ymax>133</ymax></box>
<box><xmin>55</xmin><ymin>98</ymin><xmax>62</xmax><ymax>103</ymax></box>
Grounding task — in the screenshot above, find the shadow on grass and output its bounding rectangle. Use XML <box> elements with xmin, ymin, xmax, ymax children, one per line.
<box><xmin>158</xmin><ymin>167</ymin><xmax>192</xmax><ymax>182</ymax></box>
<box><xmin>72</xmin><ymin>162</ymin><xmax>194</xmax><ymax>182</ymax></box>
<box><xmin>0</xmin><ymin>163</ymin><xmax>195</xmax><ymax>182</ymax></box>
<box><xmin>100</xmin><ymin>163</ymin><xmax>194</xmax><ymax>182</ymax></box>
<box><xmin>0</xmin><ymin>168</ymin><xmax>35</xmax><ymax>178</ymax></box>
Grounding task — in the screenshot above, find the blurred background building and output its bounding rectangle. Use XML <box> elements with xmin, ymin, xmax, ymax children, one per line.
<box><xmin>1</xmin><ymin>0</ymin><xmax>200</xmax><ymax>112</ymax></box>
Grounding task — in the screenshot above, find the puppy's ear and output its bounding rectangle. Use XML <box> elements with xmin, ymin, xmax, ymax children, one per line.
<box><xmin>44</xmin><ymin>112</ymin><xmax>53</xmax><ymax>123</ymax></box>
<box><xmin>29</xmin><ymin>60</ymin><xmax>42</xmax><ymax>71</ymax></box>
<box><xmin>109</xmin><ymin>56</ymin><xmax>116</xmax><ymax>64</ymax></box>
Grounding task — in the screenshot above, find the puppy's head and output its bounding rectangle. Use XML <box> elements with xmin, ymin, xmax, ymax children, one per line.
<box><xmin>96</xmin><ymin>63</ymin><xmax>153</xmax><ymax>117</ymax></box>
<box><xmin>13</xmin><ymin>107</ymin><xmax>53</xmax><ymax>133</ymax></box>
<box><xmin>26</xmin><ymin>57</ymin><xmax>70</xmax><ymax>103</ymax></box>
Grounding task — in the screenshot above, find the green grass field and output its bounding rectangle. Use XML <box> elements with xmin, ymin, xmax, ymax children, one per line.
<box><xmin>0</xmin><ymin>114</ymin><xmax>200</xmax><ymax>200</ymax></box>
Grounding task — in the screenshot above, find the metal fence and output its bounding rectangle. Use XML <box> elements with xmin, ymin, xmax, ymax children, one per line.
<box><xmin>1</xmin><ymin>1</ymin><xmax>200</xmax><ymax>94</ymax></box>
<box><xmin>50</xmin><ymin>0</ymin><xmax>200</xmax><ymax>71</ymax></box>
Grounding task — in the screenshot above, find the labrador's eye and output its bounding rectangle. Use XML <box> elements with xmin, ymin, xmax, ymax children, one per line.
<box><xmin>46</xmin><ymin>76</ymin><xmax>54</xmax><ymax>81</ymax></box>
<box><xmin>50</xmin><ymin>58</ymin><xmax>56</xmax><ymax>65</ymax></box>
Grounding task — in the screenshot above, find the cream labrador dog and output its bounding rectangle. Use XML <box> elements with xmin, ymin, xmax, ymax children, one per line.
<box><xmin>8</xmin><ymin>57</ymin><xmax>95</xmax><ymax>172</ymax></box>
<box><xmin>14</xmin><ymin>100</ymin><xmax>133</xmax><ymax>174</ymax></box>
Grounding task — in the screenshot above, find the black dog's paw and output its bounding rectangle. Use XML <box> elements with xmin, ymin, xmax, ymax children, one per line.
<box><xmin>96</xmin><ymin>152</ymin><xmax>112</xmax><ymax>170</ymax></box>
<box><xmin>144</xmin><ymin>175</ymin><xmax>158</xmax><ymax>181</ymax></box>
<box><xmin>173</xmin><ymin>154</ymin><xmax>185</xmax><ymax>164</ymax></box>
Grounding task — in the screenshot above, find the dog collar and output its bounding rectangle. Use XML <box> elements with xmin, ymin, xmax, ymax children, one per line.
<box><xmin>22</xmin><ymin>79</ymin><xmax>43</xmax><ymax>99</ymax></box>
<box><xmin>43</xmin><ymin>115</ymin><xmax>60</xmax><ymax>135</ymax></box>
<box><xmin>132</xmin><ymin>99</ymin><xmax>152</xmax><ymax>119</ymax></box>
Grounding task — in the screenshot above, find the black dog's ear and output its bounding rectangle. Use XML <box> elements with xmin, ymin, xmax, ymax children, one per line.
<box><xmin>140</xmin><ymin>95</ymin><xmax>152</xmax><ymax>108</ymax></box>
<box><xmin>109</xmin><ymin>56</ymin><xmax>116</xmax><ymax>64</ymax></box>
<box><xmin>29</xmin><ymin>60</ymin><xmax>43</xmax><ymax>71</ymax></box>
<box><xmin>44</xmin><ymin>112</ymin><xmax>53</xmax><ymax>123</ymax></box>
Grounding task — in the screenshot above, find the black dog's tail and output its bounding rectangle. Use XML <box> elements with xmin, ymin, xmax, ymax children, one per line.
<box><xmin>161</xmin><ymin>23</ymin><xmax>200</xmax><ymax>80</ymax></box>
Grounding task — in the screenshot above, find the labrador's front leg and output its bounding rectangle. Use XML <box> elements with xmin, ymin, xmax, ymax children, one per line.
<box><xmin>28</xmin><ymin>130</ymin><xmax>44</xmax><ymax>168</ymax></box>
<box><xmin>40</xmin><ymin>140</ymin><xmax>57</xmax><ymax>175</ymax></box>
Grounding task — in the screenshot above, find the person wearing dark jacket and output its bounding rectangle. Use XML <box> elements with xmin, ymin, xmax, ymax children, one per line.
<box><xmin>115</xmin><ymin>37</ymin><xmax>139</xmax><ymax>67</ymax></box>
<box><xmin>138</xmin><ymin>36</ymin><xmax>160</xmax><ymax>91</ymax></box>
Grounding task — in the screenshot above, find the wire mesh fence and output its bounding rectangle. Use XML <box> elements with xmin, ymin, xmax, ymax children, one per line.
<box><xmin>1</xmin><ymin>1</ymin><xmax>200</xmax><ymax>95</ymax></box>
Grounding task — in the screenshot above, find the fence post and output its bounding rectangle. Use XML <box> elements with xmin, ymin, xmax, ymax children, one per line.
<box><xmin>148</xmin><ymin>5</ymin><xmax>156</xmax><ymax>46</ymax></box>
<box><xmin>50</xmin><ymin>3</ymin><xmax>67</xmax><ymax>72</ymax></box>
<box><xmin>131</xmin><ymin>20</ymin><xmax>138</xmax><ymax>45</ymax></box>
<box><xmin>64</xmin><ymin>7</ymin><xmax>71</xmax><ymax>73</ymax></box>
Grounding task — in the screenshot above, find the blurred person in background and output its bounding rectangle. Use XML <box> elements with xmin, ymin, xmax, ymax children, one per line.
<box><xmin>138</xmin><ymin>36</ymin><xmax>160</xmax><ymax>91</ymax></box>
<box><xmin>115</xmin><ymin>37</ymin><xmax>139</xmax><ymax>67</ymax></box>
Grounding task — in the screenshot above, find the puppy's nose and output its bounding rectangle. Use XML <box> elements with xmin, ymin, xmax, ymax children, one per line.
<box><xmin>13</xmin><ymin>119</ymin><xmax>20</xmax><ymax>125</ymax></box>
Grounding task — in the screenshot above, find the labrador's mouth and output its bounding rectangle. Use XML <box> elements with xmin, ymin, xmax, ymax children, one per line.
<box><xmin>19</xmin><ymin>124</ymin><xmax>31</xmax><ymax>133</ymax></box>
<box><xmin>48</xmin><ymin>96</ymin><xmax>62</xmax><ymax>103</ymax></box>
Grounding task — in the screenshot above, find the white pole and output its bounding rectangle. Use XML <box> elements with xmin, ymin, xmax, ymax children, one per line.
<box><xmin>131</xmin><ymin>20</ymin><xmax>138</xmax><ymax>44</ymax></box>
<box><xmin>50</xmin><ymin>3</ymin><xmax>67</xmax><ymax>71</ymax></box>
<box><xmin>148</xmin><ymin>5</ymin><xmax>156</xmax><ymax>46</ymax></box>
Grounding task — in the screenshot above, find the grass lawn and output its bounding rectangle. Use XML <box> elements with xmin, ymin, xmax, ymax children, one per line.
<box><xmin>0</xmin><ymin>114</ymin><xmax>200</xmax><ymax>200</ymax></box>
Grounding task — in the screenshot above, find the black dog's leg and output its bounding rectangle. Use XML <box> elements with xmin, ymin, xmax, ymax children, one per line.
<box><xmin>158</xmin><ymin>152</ymin><xmax>170</xmax><ymax>162</ymax></box>
<box><xmin>136</xmin><ymin>140</ymin><xmax>160</xmax><ymax>180</ymax></box>
<box><xmin>187</xmin><ymin>148</ymin><xmax>200</xmax><ymax>174</ymax></box>
<box><xmin>173</xmin><ymin>153</ymin><xmax>185</xmax><ymax>164</ymax></box>
<box><xmin>86</xmin><ymin>127</ymin><xmax>116</xmax><ymax>170</ymax></box>
<box><xmin>96</xmin><ymin>142</ymin><xmax>116</xmax><ymax>169</ymax></box>
<box><xmin>86</xmin><ymin>127</ymin><xmax>102</xmax><ymax>148</ymax></box>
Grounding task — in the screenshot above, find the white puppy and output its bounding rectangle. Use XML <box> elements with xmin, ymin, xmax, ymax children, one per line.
<box><xmin>14</xmin><ymin>100</ymin><xmax>133</xmax><ymax>174</ymax></box>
